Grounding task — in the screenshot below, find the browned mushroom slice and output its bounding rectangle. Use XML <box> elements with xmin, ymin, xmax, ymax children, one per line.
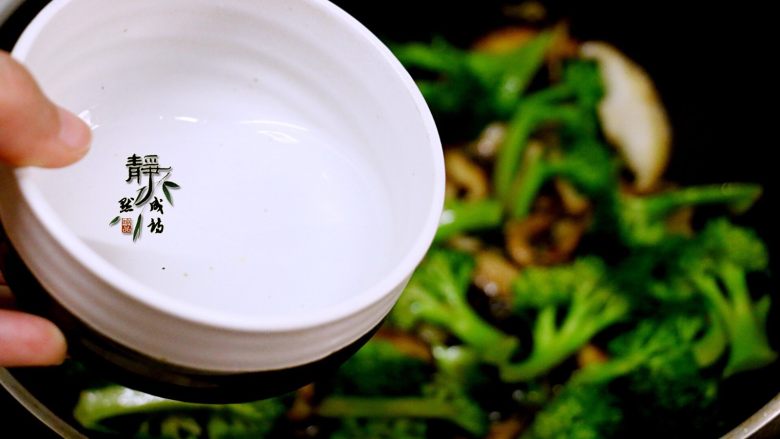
<box><xmin>447</xmin><ymin>234</ymin><xmax>484</xmax><ymax>254</ymax></box>
<box><xmin>445</xmin><ymin>149</ymin><xmax>490</xmax><ymax>201</ymax></box>
<box><xmin>505</xmin><ymin>215</ymin><xmax>552</xmax><ymax>266</ymax></box>
<box><xmin>472</xmin><ymin>27</ymin><xmax>538</xmax><ymax>53</ymax></box>
<box><xmin>665</xmin><ymin>205</ymin><xmax>694</xmax><ymax>237</ymax></box>
<box><xmin>505</xmin><ymin>213</ymin><xmax>586</xmax><ymax>266</ymax></box>
<box><xmin>545</xmin><ymin>217</ymin><xmax>586</xmax><ymax>264</ymax></box>
<box><xmin>444</xmin><ymin>180</ymin><xmax>459</xmax><ymax>201</ymax></box>
<box><xmin>545</xmin><ymin>22</ymin><xmax>580</xmax><ymax>81</ymax></box>
<box><xmin>577</xmin><ymin>343</ymin><xmax>609</xmax><ymax>369</ymax></box>
<box><xmin>487</xmin><ymin>416</ymin><xmax>525</xmax><ymax>439</ymax></box>
<box><xmin>554</xmin><ymin>178</ymin><xmax>590</xmax><ymax>216</ymax></box>
<box><xmin>287</xmin><ymin>384</ymin><xmax>315</xmax><ymax>421</ymax></box>
<box><xmin>474</xmin><ymin>249</ymin><xmax>520</xmax><ymax>298</ymax></box>
<box><xmin>376</xmin><ymin>329</ymin><xmax>432</xmax><ymax>362</ymax></box>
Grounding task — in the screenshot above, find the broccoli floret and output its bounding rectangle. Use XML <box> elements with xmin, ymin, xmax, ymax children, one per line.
<box><xmin>494</xmin><ymin>59</ymin><xmax>606</xmax><ymax>203</ymax></box>
<box><xmin>206</xmin><ymin>398</ymin><xmax>286</xmax><ymax>439</ymax></box>
<box><xmin>500</xmin><ymin>257</ymin><xmax>630</xmax><ymax>382</ymax></box>
<box><xmin>610</xmin><ymin>318</ymin><xmax>718</xmax><ymax>396</ymax></box>
<box><xmin>505</xmin><ymin>138</ymin><xmax>616</xmax><ymax>218</ymax></box>
<box><xmin>331</xmin><ymin>418</ymin><xmax>427</xmax><ymax>439</ymax></box>
<box><xmin>609</xmin><ymin>243</ymin><xmax>730</xmax><ymax>368</ymax></box>
<box><xmin>316</xmin><ymin>345</ymin><xmax>488</xmax><ymax>436</ymax></box>
<box><xmin>393</xmin><ymin>32</ymin><xmax>554</xmax><ymax>121</ymax></box>
<box><xmin>676</xmin><ymin>218</ymin><xmax>777</xmax><ymax>376</ymax></box>
<box><xmin>616</xmin><ymin>183</ymin><xmax>762</xmax><ymax>247</ymax></box>
<box><xmin>330</xmin><ymin>339</ymin><xmax>430</xmax><ymax>397</ymax></box>
<box><xmin>560</xmin><ymin>60</ymin><xmax>604</xmax><ymax>115</ymax></box>
<box><xmin>74</xmin><ymin>386</ymin><xmax>286</xmax><ymax>438</ymax></box>
<box><xmin>153</xmin><ymin>415</ymin><xmax>202</xmax><ymax>439</ymax></box>
<box><xmin>573</xmin><ymin>315</ymin><xmax>720</xmax><ymax>437</ymax></box>
<box><xmin>423</xmin><ymin>345</ymin><xmax>488</xmax><ymax>436</ymax></box>
<box><xmin>574</xmin><ymin>315</ymin><xmax>706</xmax><ymax>384</ymax></box>
<box><xmin>390</xmin><ymin>248</ymin><xmax>519</xmax><ymax>364</ymax></box>
<box><xmin>522</xmin><ymin>383</ymin><xmax>622</xmax><ymax>439</ymax></box>
<box><xmin>617</xmin><ymin>338</ymin><xmax>718</xmax><ymax>437</ymax></box>
<box><xmin>523</xmin><ymin>314</ymin><xmax>721</xmax><ymax>439</ymax></box>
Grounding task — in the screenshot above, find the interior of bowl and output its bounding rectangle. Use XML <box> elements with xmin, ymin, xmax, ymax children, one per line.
<box><xmin>10</xmin><ymin>0</ymin><xmax>441</xmax><ymax>323</ymax></box>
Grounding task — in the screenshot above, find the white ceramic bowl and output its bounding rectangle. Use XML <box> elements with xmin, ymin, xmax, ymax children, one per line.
<box><xmin>0</xmin><ymin>0</ymin><xmax>442</xmax><ymax>383</ymax></box>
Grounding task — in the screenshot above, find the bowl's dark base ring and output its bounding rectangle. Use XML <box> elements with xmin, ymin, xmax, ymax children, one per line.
<box><xmin>0</xmin><ymin>225</ymin><xmax>378</xmax><ymax>403</ymax></box>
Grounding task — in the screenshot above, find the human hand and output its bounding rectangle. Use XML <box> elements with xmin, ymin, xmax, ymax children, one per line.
<box><xmin>0</xmin><ymin>51</ymin><xmax>91</xmax><ymax>366</ymax></box>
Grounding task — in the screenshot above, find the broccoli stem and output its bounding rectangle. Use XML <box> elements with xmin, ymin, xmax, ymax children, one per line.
<box><xmin>415</xmin><ymin>293</ymin><xmax>517</xmax><ymax>364</ymax></box>
<box><xmin>525</xmin><ymin>83</ymin><xmax>575</xmax><ymax>104</ymax></box>
<box><xmin>391</xmin><ymin>39</ymin><xmax>463</xmax><ymax>75</ymax></box>
<box><xmin>317</xmin><ymin>397</ymin><xmax>454</xmax><ymax>418</ymax></box>
<box><xmin>486</xmin><ymin>31</ymin><xmax>554</xmax><ymax>114</ymax></box>
<box><xmin>692</xmin><ymin>264</ymin><xmax>777</xmax><ymax>376</ymax></box>
<box><xmin>691</xmin><ymin>309</ymin><xmax>728</xmax><ymax>368</ymax></box>
<box><xmin>316</xmin><ymin>397</ymin><xmax>479</xmax><ymax>436</ymax></box>
<box><xmin>641</xmin><ymin>184</ymin><xmax>762</xmax><ymax>218</ymax></box>
<box><xmin>495</xmin><ymin>103</ymin><xmax>542</xmax><ymax>199</ymax></box>
<box><xmin>719</xmin><ymin>263</ymin><xmax>777</xmax><ymax>376</ymax></box>
<box><xmin>74</xmin><ymin>386</ymin><xmax>208</xmax><ymax>429</ymax></box>
<box><xmin>572</xmin><ymin>351</ymin><xmax>649</xmax><ymax>385</ymax></box>
<box><xmin>395</xmin><ymin>250</ymin><xmax>519</xmax><ymax>365</ymax></box>
<box><xmin>495</xmin><ymin>102</ymin><xmax>588</xmax><ymax>212</ymax></box>
<box><xmin>74</xmin><ymin>386</ymin><xmax>280</xmax><ymax>430</ymax></box>
<box><xmin>619</xmin><ymin>184</ymin><xmax>762</xmax><ymax>246</ymax></box>
<box><xmin>501</xmin><ymin>290</ymin><xmax>628</xmax><ymax>382</ymax></box>
<box><xmin>435</xmin><ymin>199</ymin><xmax>503</xmax><ymax>242</ymax></box>
<box><xmin>501</xmin><ymin>307</ymin><xmax>564</xmax><ymax>381</ymax></box>
<box><xmin>507</xmin><ymin>141</ymin><xmax>548</xmax><ymax>219</ymax></box>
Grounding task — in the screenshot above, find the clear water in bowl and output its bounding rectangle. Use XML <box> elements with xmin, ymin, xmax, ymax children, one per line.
<box><xmin>27</xmin><ymin>101</ymin><xmax>395</xmax><ymax>319</ymax></box>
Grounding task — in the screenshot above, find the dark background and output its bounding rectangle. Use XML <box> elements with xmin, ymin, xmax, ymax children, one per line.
<box><xmin>2</xmin><ymin>0</ymin><xmax>777</xmax><ymax>437</ymax></box>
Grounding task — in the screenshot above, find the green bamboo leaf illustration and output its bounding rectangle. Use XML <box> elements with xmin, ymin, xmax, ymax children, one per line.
<box><xmin>133</xmin><ymin>214</ymin><xmax>142</xmax><ymax>242</ymax></box>
<box><xmin>109</xmin><ymin>216</ymin><xmax>120</xmax><ymax>226</ymax></box>
<box><xmin>162</xmin><ymin>184</ymin><xmax>173</xmax><ymax>205</ymax></box>
<box><xmin>162</xmin><ymin>181</ymin><xmax>180</xmax><ymax>206</ymax></box>
<box><xmin>135</xmin><ymin>185</ymin><xmax>152</xmax><ymax>206</ymax></box>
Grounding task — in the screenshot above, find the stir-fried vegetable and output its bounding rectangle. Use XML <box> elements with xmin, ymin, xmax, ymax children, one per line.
<box><xmin>67</xmin><ymin>16</ymin><xmax>775</xmax><ymax>439</ymax></box>
<box><xmin>501</xmin><ymin>257</ymin><xmax>630</xmax><ymax>382</ymax></box>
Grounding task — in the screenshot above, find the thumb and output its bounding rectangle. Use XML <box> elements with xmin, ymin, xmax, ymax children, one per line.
<box><xmin>0</xmin><ymin>51</ymin><xmax>91</xmax><ymax>168</ymax></box>
<box><xmin>0</xmin><ymin>309</ymin><xmax>67</xmax><ymax>366</ymax></box>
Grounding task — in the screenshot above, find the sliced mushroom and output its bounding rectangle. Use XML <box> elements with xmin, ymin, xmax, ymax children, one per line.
<box><xmin>577</xmin><ymin>343</ymin><xmax>609</xmax><ymax>369</ymax></box>
<box><xmin>474</xmin><ymin>249</ymin><xmax>520</xmax><ymax>298</ymax></box>
<box><xmin>445</xmin><ymin>149</ymin><xmax>490</xmax><ymax>200</ymax></box>
<box><xmin>505</xmin><ymin>215</ymin><xmax>550</xmax><ymax>267</ymax></box>
<box><xmin>376</xmin><ymin>329</ymin><xmax>432</xmax><ymax>362</ymax></box>
<box><xmin>665</xmin><ymin>205</ymin><xmax>694</xmax><ymax>237</ymax></box>
<box><xmin>472</xmin><ymin>27</ymin><xmax>538</xmax><ymax>54</ymax></box>
<box><xmin>444</xmin><ymin>180</ymin><xmax>459</xmax><ymax>201</ymax></box>
<box><xmin>554</xmin><ymin>178</ymin><xmax>590</xmax><ymax>216</ymax></box>
<box><xmin>287</xmin><ymin>384</ymin><xmax>315</xmax><ymax>421</ymax></box>
<box><xmin>546</xmin><ymin>22</ymin><xmax>580</xmax><ymax>81</ymax></box>
<box><xmin>505</xmin><ymin>213</ymin><xmax>586</xmax><ymax>266</ymax></box>
<box><xmin>487</xmin><ymin>417</ymin><xmax>525</xmax><ymax>439</ymax></box>
<box><xmin>447</xmin><ymin>234</ymin><xmax>484</xmax><ymax>254</ymax></box>
<box><xmin>580</xmin><ymin>41</ymin><xmax>671</xmax><ymax>192</ymax></box>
